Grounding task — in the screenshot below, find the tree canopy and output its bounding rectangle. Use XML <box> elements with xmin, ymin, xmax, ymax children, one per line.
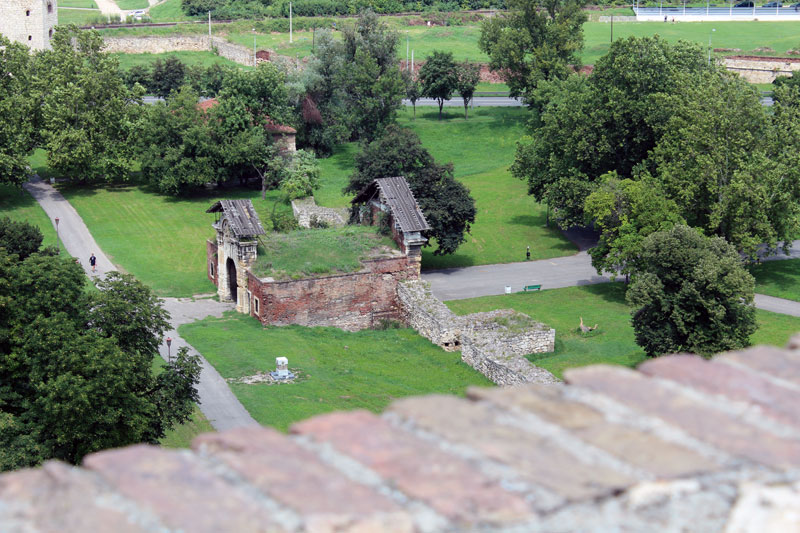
<box><xmin>0</xmin><ymin>221</ymin><xmax>200</xmax><ymax>470</ymax></box>
<box><xmin>627</xmin><ymin>225</ymin><xmax>757</xmax><ymax>357</ymax></box>
<box><xmin>346</xmin><ymin>125</ymin><xmax>477</xmax><ymax>255</ymax></box>
<box><xmin>0</xmin><ymin>36</ymin><xmax>36</xmax><ymax>187</ymax></box>
<box><xmin>479</xmin><ymin>0</ymin><xmax>587</xmax><ymax>103</ymax></box>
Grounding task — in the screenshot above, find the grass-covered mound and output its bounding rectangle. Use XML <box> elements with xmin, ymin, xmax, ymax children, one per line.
<box><xmin>252</xmin><ymin>226</ymin><xmax>398</xmax><ymax>280</ymax></box>
<box><xmin>179</xmin><ymin>312</ymin><xmax>492</xmax><ymax>431</ymax></box>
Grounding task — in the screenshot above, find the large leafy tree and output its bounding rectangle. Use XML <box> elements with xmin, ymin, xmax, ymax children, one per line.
<box><xmin>419</xmin><ymin>51</ymin><xmax>458</xmax><ymax>120</ymax></box>
<box><xmin>627</xmin><ymin>225</ymin><xmax>757</xmax><ymax>357</ymax></box>
<box><xmin>0</xmin><ymin>36</ymin><xmax>36</xmax><ymax>187</ymax></box>
<box><xmin>151</xmin><ymin>56</ymin><xmax>186</xmax><ymax>98</ymax></box>
<box><xmin>583</xmin><ymin>174</ymin><xmax>684</xmax><ymax>279</ymax></box>
<box><xmin>479</xmin><ymin>0</ymin><xmax>587</xmax><ymax>103</ymax></box>
<box><xmin>346</xmin><ymin>125</ymin><xmax>477</xmax><ymax>255</ymax></box>
<box><xmin>297</xmin><ymin>10</ymin><xmax>404</xmax><ymax>153</ymax></box>
<box><xmin>456</xmin><ymin>61</ymin><xmax>481</xmax><ymax>120</ymax></box>
<box><xmin>30</xmin><ymin>26</ymin><xmax>139</xmax><ymax>183</ymax></box>
<box><xmin>0</xmin><ymin>222</ymin><xmax>200</xmax><ymax>470</ymax></box>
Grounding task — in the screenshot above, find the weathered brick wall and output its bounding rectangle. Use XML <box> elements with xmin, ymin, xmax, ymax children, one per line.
<box><xmin>724</xmin><ymin>55</ymin><xmax>800</xmax><ymax>83</ymax></box>
<box><xmin>206</xmin><ymin>239</ymin><xmax>218</xmax><ymax>286</ymax></box>
<box><xmin>4</xmin><ymin>339</ymin><xmax>800</xmax><ymax>532</ymax></box>
<box><xmin>248</xmin><ymin>256</ymin><xmax>418</xmax><ymax>331</ymax></box>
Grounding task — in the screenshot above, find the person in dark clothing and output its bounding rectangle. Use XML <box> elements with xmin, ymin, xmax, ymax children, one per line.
<box><xmin>526</xmin><ymin>246</ymin><xmax>531</xmax><ymax>261</ymax></box>
<box><xmin>89</xmin><ymin>253</ymin><xmax>96</xmax><ymax>272</ymax></box>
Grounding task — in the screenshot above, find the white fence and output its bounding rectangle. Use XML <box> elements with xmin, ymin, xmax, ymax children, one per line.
<box><xmin>635</xmin><ymin>5</ymin><xmax>800</xmax><ymax>20</ymax></box>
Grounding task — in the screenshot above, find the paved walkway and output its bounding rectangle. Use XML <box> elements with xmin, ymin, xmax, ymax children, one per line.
<box><xmin>422</xmin><ymin>236</ymin><xmax>800</xmax><ymax>317</ymax></box>
<box><xmin>24</xmin><ymin>178</ymin><xmax>256</xmax><ymax>432</ymax></box>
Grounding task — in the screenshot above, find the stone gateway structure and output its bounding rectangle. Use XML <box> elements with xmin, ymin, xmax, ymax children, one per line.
<box><xmin>0</xmin><ymin>0</ymin><xmax>58</xmax><ymax>50</ymax></box>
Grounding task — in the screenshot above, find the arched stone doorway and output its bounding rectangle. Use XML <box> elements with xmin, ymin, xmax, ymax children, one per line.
<box><xmin>227</xmin><ymin>258</ymin><xmax>238</xmax><ymax>303</ymax></box>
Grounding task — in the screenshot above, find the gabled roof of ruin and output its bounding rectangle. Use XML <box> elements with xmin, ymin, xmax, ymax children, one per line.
<box><xmin>352</xmin><ymin>176</ymin><xmax>431</xmax><ymax>233</ymax></box>
<box><xmin>206</xmin><ymin>199</ymin><xmax>266</xmax><ymax>238</ymax></box>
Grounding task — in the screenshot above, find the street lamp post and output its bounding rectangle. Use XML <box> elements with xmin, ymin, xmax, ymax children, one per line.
<box><xmin>406</xmin><ymin>31</ymin><xmax>410</xmax><ymax>71</ymax></box>
<box><xmin>166</xmin><ymin>337</ymin><xmax>172</xmax><ymax>363</ymax></box>
<box><xmin>708</xmin><ymin>28</ymin><xmax>716</xmax><ymax>65</ymax></box>
<box><xmin>54</xmin><ymin>217</ymin><xmax>59</xmax><ymax>255</ymax></box>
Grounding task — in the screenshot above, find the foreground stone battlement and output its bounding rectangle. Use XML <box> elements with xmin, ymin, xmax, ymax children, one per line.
<box><xmin>4</xmin><ymin>338</ymin><xmax>800</xmax><ymax>532</ymax></box>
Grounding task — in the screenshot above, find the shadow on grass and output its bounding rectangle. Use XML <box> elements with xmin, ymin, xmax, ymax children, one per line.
<box><xmin>581</xmin><ymin>282</ymin><xmax>629</xmax><ymax>305</ymax></box>
<box><xmin>750</xmin><ymin>260</ymin><xmax>800</xmax><ymax>293</ymax></box>
<box><xmin>421</xmin><ymin>250</ymin><xmax>477</xmax><ymax>270</ymax></box>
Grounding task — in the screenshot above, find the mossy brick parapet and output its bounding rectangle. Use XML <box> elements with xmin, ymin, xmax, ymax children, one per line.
<box><xmin>4</xmin><ymin>343</ymin><xmax>800</xmax><ymax>531</ymax></box>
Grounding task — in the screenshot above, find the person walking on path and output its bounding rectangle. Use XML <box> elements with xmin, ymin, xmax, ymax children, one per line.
<box><xmin>526</xmin><ymin>246</ymin><xmax>531</xmax><ymax>261</ymax></box>
<box><xmin>89</xmin><ymin>253</ymin><xmax>96</xmax><ymax>272</ymax></box>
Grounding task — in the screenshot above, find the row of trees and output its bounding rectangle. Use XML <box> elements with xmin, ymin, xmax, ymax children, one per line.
<box><xmin>477</xmin><ymin>1</ymin><xmax>791</xmax><ymax>357</ymax></box>
<box><xmin>410</xmin><ymin>51</ymin><xmax>481</xmax><ymax>119</ymax></box>
<box><xmin>0</xmin><ymin>219</ymin><xmax>201</xmax><ymax>470</ymax></box>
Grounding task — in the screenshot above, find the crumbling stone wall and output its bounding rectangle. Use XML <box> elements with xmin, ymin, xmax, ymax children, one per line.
<box><xmin>398</xmin><ymin>280</ymin><xmax>557</xmax><ymax>385</ymax></box>
<box><xmin>101</xmin><ymin>35</ymin><xmax>263</xmax><ymax>67</ymax></box>
<box><xmin>206</xmin><ymin>239</ymin><xmax>218</xmax><ymax>287</ymax></box>
<box><xmin>723</xmin><ymin>55</ymin><xmax>800</xmax><ymax>83</ymax></box>
<box><xmin>291</xmin><ymin>197</ymin><xmax>349</xmax><ymax>228</ymax></box>
<box><xmin>248</xmin><ymin>256</ymin><xmax>418</xmax><ymax>331</ymax></box>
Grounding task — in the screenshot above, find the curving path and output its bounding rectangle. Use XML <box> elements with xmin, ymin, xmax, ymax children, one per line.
<box><xmin>23</xmin><ymin>177</ymin><xmax>256</xmax><ymax>432</ymax></box>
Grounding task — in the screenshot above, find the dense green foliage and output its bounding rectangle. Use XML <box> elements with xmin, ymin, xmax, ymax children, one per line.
<box><xmin>180</xmin><ymin>312</ymin><xmax>491</xmax><ymax>431</ymax></box>
<box><xmin>346</xmin><ymin>124</ymin><xmax>477</xmax><ymax>255</ymax></box>
<box><xmin>514</xmin><ymin>36</ymin><xmax>800</xmax><ymax>258</ymax></box>
<box><xmin>0</xmin><ymin>222</ymin><xmax>200</xmax><ymax>470</ymax></box>
<box><xmin>0</xmin><ymin>216</ymin><xmax>44</xmax><ymax>261</ymax></box>
<box><xmin>479</xmin><ymin>0</ymin><xmax>587</xmax><ymax>102</ymax></box>
<box><xmin>627</xmin><ymin>225</ymin><xmax>757</xmax><ymax>357</ymax></box>
<box><xmin>0</xmin><ymin>37</ymin><xmax>36</xmax><ymax>187</ymax></box>
<box><xmin>293</xmin><ymin>11</ymin><xmax>405</xmax><ymax>154</ymax></box>
<box><xmin>455</xmin><ymin>60</ymin><xmax>481</xmax><ymax>119</ymax></box>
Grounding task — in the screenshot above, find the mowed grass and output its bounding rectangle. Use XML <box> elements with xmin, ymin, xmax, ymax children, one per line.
<box><xmin>0</xmin><ymin>184</ymin><xmax>60</xmax><ymax>249</ymax></box>
<box><xmin>112</xmin><ymin>51</ymin><xmax>249</xmax><ymax>70</ymax></box>
<box><xmin>58</xmin><ymin>181</ymin><xmax>290</xmax><ymax>297</ymax></box>
<box><xmin>750</xmin><ymin>259</ymin><xmax>800</xmax><ymax>302</ymax></box>
<box><xmin>254</xmin><ymin>226</ymin><xmax>396</xmax><ymax>280</ymax></box>
<box><xmin>116</xmin><ymin>0</ymin><xmax>149</xmax><ymax>10</ymax></box>
<box><xmin>57</xmin><ymin>7</ymin><xmax>103</xmax><ymax>25</ymax></box>
<box><xmin>160</xmin><ymin>404</ymin><xmax>215</xmax><ymax>448</ymax></box>
<box><xmin>446</xmin><ymin>283</ymin><xmax>800</xmax><ymax>379</ymax></box>
<box><xmin>315</xmin><ymin>107</ymin><xmax>576</xmax><ymax>270</ymax></box>
<box><xmin>149</xmin><ymin>0</ymin><xmax>197</xmax><ymax>22</ymax></box>
<box><xmin>179</xmin><ymin>312</ymin><xmax>492</xmax><ymax>431</ymax></box>
<box><xmin>59</xmin><ymin>0</ymin><xmax>98</xmax><ymax>8</ymax></box>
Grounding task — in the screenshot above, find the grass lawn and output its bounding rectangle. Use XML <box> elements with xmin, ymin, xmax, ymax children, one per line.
<box><xmin>476</xmin><ymin>82</ymin><xmax>510</xmax><ymax>93</ymax></box>
<box><xmin>315</xmin><ymin>107</ymin><xmax>576</xmax><ymax>270</ymax></box>
<box><xmin>149</xmin><ymin>0</ymin><xmax>197</xmax><ymax>22</ymax></box>
<box><xmin>159</xmin><ymin>404</ymin><xmax>215</xmax><ymax>448</ymax></box>
<box><xmin>750</xmin><ymin>259</ymin><xmax>800</xmax><ymax>302</ymax></box>
<box><xmin>253</xmin><ymin>226</ymin><xmax>396</xmax><ymax>280</ymax></box>
<box><xmin>116</xmin><ymin>0</ymin><xmax>149</xmax><ymax>10</ymax></box>
<box><xmin>112</xmin><ymin>51</ymin><xmax>250</xmax><ymax>71</ymax></box>
<box><xmin>57</xmin><ymin>181</ymin><xmax>291</xmax><ymax>297</ymax></box>
<box><xmin>59</xmin><ymin>0</ymin><xmax>98</xmax><ymax>8</ymax></box>
<box><xmin>446</xmin><ymin>283</ymin><xmax>800</xmax><ymax>379</ymax></box>
<box><xmin>57</xmin><ymin>7</ymin><xmax>103</xmax><ymax>25</ymax></box>
<box><xmin>179</xmin><ymin>312</ymin><xmax>492</xmax><ymax>431</ymax></box>
<box><xmin>0</xmin><ymin>184</ymin><xmax>60</xmax><ymax>249</ymax></box>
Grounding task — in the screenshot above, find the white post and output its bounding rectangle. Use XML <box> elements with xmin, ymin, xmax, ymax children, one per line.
<box><xmin>253</xmin><ymin>28</ymin><xmax>256</xmax><ymax>68</ymax></box>
<box><xmin>208</xmin><ymin>11</ymin><xmax>211</xmax><ymax>41</ymax></box>
<box><xmin>729</xmin><ymin>0</ymin><xmax>732</xmax><ymax>16</ymax></box>
<box><xmin>707</xmin><ymin>0</ymin><xmax>709</xmax><ymax>15</ymax></box>
<box><xmin>289</xmin><ymin>2</ymin><xmax>293</xmax><ymax>43</ymax></box>
<box><xmin>411</xmin><ymin>50</ymin><xmax>414</xmax><ymax>74</ymax></box>
<box><xmin>406</xmin><ymin>32</ymin><xmax>409</xmax><ymax>71</ymax></box>
<box><xmin>708</xmin><ymin>28</ymin><xmax>715</xmax><ymax>64</ymax></box>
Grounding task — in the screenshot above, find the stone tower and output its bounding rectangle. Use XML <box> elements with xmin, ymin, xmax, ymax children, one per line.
<box><xmin>0</xmin><ymin>0</ymin><xmax>58</xmax><ymax>50</ymax></box>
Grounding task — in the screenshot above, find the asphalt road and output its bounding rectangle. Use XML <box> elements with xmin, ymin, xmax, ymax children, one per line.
<box><xmin>24</xmin><ymin>177</ymin><xmax>257</xmax><ymax>432</ymax></box>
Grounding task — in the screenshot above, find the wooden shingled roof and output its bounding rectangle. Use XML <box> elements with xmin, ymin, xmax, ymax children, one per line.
<box><xmin>206</xmin><ymin>199</ymin><xmax>266</xmax><ymax>238</ymax></box>
<box><xmin>352</xmin><ymin>176</ymin><xmax>431</xmax><ymax>233</ymax></box>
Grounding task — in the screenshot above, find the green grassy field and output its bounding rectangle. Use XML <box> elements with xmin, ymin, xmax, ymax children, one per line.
<box><xmin>159</xmin><ymin>404</ymin><xmax>215</xmax><ymax>447</ymax></box>
<box><xmin>253</xmin><ymin>226</ymin><xmax>396</xmax><ymax>280</ymax></box>
<box><xmin>179</xmin><ymin>312</ymin><xmax>492</xmax><ymax>431</ymax></box>
<box><xmin>57</xmin><ymin>181</ymin><xmax>290</xmax><ymax>297</ymax></box>
<box><xmin>112</xmin><ymin>51</ymin><xmax>249</xmax><ymax>70</ymax></box>
<box><xmin>446</xmin><ymin>283</ymin><xmax>800</xmax><ymax>379</ymax></box>
<box><xmin>116</xmin><ymin>0</ymin><xmax>149</xmax><ymax>10</ymax></box>
<box><xmin>0</xmin><ymin>184</ymin><xmax>60</xmax><ymax>249</ymax></box>
<box><xmin>57</xmin><ymin>7</ymin><xmax>103</xmax><ymax>25</ymax></box>
<box><xmin>750</xmin><ymin>259</ymin><xmax>800</xmax><ymax>302</ymax></box>
<box><xmin>316</xmin><ymin>107</ymin><xmax>576</xmax><ymax>270</ymax></box>
<box><xmin>59</xmin><ymin>0</ymin><xmax>98</xmax><ymax>8</ymax></box>
<box><xmin>149</xmin><ymin>0</ymin><xmax>197</xmax><ymax>22</ymax></box>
